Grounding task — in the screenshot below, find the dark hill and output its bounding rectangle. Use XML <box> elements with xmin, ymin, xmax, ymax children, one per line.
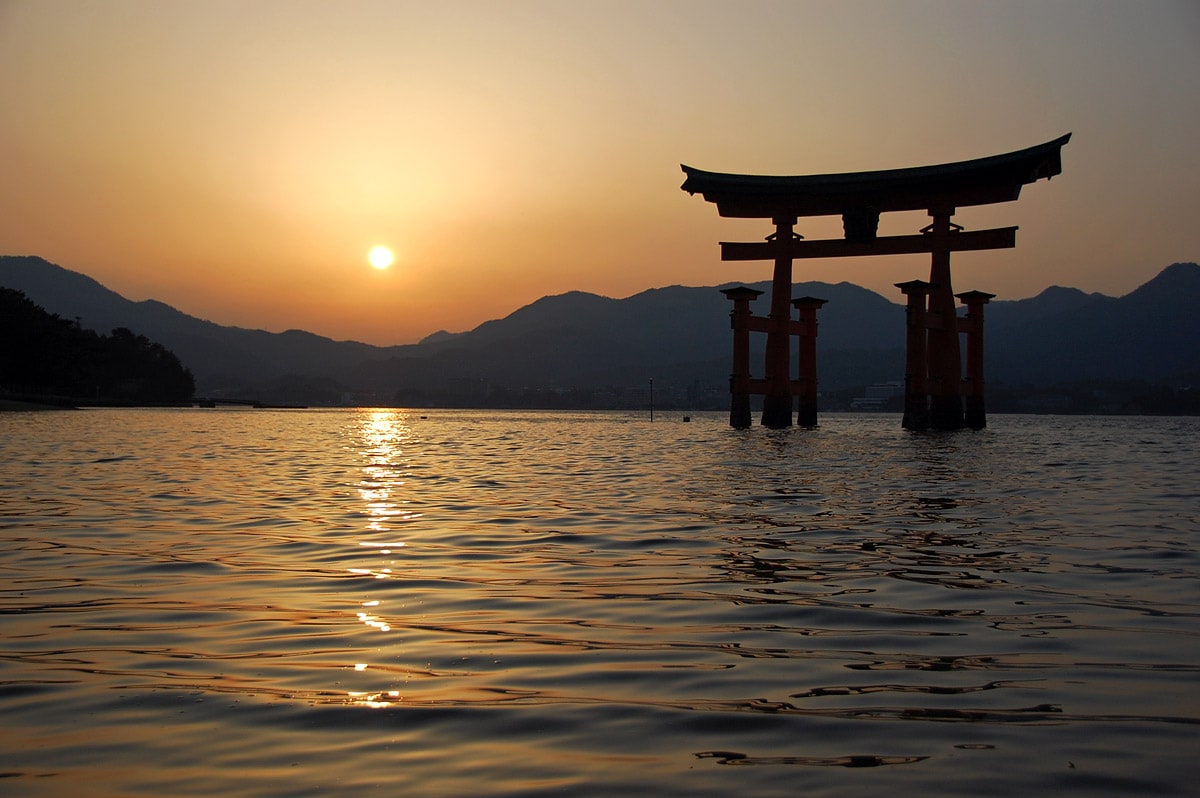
<box><xmin>3</xmin><ymin>254</ymin><xmax>1197</xmax><ymax>405</ymax></box>
<box><xmin>988</xmin><ymin>262</ymin><xmax>1200</xmax><ymax>384</ymax></box>
<box><xmin>365</xmin><ymin>279</ymin><xmax>906</xmax><ymax>396</ymax></box>
<box><xmin>988</xmin><ymin>284</ymin><xmax>1109</xmax><ymax>331</ymax></box>
<box><xmin>0</xmin><ymin>255</ymin><xmax>410</xmax><ymax>393</ymax></box>
<box><xmin>0</xmin><ymin>286</ymin><xmax>194</xmax><ymax>402</ymax></box>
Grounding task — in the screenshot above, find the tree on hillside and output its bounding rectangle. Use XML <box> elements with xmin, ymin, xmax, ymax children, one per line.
<box><xmin>0</xmin><ymin>287</ymin><xmax>194</xmax><ymax>402</ymax></box>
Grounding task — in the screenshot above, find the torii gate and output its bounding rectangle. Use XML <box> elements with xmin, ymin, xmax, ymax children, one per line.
<box><xmin>682</xmin><ymin>133</ymin><xmax>1070</xmax><ymax>430</ymax></box>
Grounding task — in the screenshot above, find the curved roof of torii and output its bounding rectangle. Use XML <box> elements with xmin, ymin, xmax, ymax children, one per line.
<box><xmin>681</xmin><ymin>133</ymin><xmax>1071</xmax><ymax>219</ymax></box>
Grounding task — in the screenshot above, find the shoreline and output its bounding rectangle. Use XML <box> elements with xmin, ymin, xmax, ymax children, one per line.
<box><xmin>0</xmin><ymin>398</ymin><xmax>77</xmax><ymax>412</ymax></box>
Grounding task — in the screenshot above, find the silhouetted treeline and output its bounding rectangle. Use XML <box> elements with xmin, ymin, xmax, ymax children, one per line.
<box><xmin>1</xmin><ymin>287</ymin><xmax>194</xmax><ymax>403</ymax></box>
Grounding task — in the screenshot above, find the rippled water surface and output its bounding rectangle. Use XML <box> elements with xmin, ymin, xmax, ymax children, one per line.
<box><xmin>2</xmin><ymin>409</ymin><xmax>1197</xmax><ymax>796</ymax></box>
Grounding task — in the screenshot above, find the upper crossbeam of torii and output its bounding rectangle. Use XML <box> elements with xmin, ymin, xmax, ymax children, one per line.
<box><xmin>682</xmin><ymin>134</ymin><xmax>1070</xmax><ymax>430</ymax></box>
<box><xmin>681</xmin><ymin>133</ymin><xmax>1069</xmax><ymax>220</ymax></box>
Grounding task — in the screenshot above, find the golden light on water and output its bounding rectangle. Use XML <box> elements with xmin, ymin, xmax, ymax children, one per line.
<box><xmin>3</xmin><ymin>406</ymin><xmax>1197</xmax><ymax>789</ymax></box>
<box><xmin>344</xmin><ymin>410</ymin><xmax>418</xmax><ymax>701</ymax></box>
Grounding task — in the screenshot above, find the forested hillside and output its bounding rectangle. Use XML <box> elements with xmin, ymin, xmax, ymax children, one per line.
<box><xmin>1</xmin><ymin>287</ymin><xmax>194</xmax><ymax>403</ymax></box>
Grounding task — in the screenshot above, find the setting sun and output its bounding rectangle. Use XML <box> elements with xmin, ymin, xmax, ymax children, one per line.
<box><xmin>368</xmin><ymin>246</ymin><xmax>394</xmax><ymax>270</ymax></box>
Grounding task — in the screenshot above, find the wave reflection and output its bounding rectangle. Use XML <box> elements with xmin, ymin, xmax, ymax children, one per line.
<box><xmin>1</xmin><ymin>410</ymin><xmax>1197</xmax><ymax>797</ymax></box>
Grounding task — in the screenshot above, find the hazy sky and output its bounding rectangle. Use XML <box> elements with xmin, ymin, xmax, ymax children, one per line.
<box><xmin>2</xmin><ymin>1</ymin><xmax>1197</xmax><ymax>345</ymax></box>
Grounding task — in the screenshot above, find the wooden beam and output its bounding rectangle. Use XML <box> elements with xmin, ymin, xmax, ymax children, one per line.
<box><xmin>720</xmin><ymin>227</ymin><xmax>1018</xmax><ymax>262</ymax></box>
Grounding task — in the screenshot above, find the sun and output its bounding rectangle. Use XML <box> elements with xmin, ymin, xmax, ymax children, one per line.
<box><xmin>368</xmin><ymin>245</ymin><xmax>395</xmax><ymax>270</ymax></box>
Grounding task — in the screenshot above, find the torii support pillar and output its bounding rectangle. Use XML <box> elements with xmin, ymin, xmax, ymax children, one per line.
<box><xmin>792</xmin><ymin>296</ymin><xmax>827</xmax><ymax>428</ymax></box>
<box><xmin>957</xmin><ymin>290</ymin><xmax>995</xmax><ymax>430</ymax></box>
<box><xmin>925</xmin><ymin>210</ymin><xmax>965</xmax><ymax>430</ymax></box>
<box><xmin>721</xmin><ymin>286</ymin><xmax>763</xmax><ymax>428</ymax></box>
<box><xmin>762</xmin><ymin>216</ymin><xmax>800</xmax><ymax>429</ymax></box>
<box><xmin>897</xmin><ymin>280</ymin><xmax>931</xmax><ymax>431</ymax></box>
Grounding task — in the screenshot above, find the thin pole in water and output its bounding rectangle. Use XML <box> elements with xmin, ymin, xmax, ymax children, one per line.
<box><xmin>649</xmin><ymin>378</ymin><xmax>654</xmax><ymax>422</ymax></box>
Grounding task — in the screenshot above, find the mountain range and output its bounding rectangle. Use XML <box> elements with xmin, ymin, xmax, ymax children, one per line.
<box><xmin>2</xmin><ymin>255</ymin><xmax>1197</xmax><ymax>406</ymax></box>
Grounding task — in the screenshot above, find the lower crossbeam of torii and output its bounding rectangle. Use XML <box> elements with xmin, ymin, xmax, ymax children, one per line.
<box><xmin>682</xmin><ymin>133</ymin><xmax>1070</xmax><ymax>431</ymax></box>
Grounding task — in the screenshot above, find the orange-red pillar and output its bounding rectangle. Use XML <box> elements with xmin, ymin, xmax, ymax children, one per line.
<box><xmin>762</xmin><ymin>216</ymin><xmax>797</xmax><ymax>428</ymax></box>
<box><xmin>926</xmin><ymin>210</ymin><xmax>965</xmax><ymax>430</ymax></box>
<box><xmin>897</xmin><ymin>279</ymin><xmax>931</xmax><ymax>430</ymax></box>
<box><xmin>956</xmin><ymin>290</ymin><xmax>995</xmax><ymax>430</ymax></box>
<box><xmin>792</xmin><ymin>296</ymin><xmax>826</xmax><ymax>428</ymax></box>
<box><xmin>721</xmin><ymin>286</ymin><xmax>762</xmax><ymax>428</ymax></box>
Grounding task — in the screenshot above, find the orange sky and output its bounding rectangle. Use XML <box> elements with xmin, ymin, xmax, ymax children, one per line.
<box><xmin>2</xmin><ymin>1</ymin><xmax>1198</xmax><ymax>345</ymax></box>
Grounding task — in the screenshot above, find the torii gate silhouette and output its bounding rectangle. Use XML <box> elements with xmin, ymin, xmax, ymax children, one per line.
<box><xmin>682</xmin><ymin>133</ymin><xmax>1070</xmax><ymax>431</ymax></box>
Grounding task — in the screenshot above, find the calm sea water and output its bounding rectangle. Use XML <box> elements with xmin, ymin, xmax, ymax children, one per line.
<box><xmin>1</xmin><ymin>408</ymin><xmax>1197</xmax><ymax>796</ymax></box>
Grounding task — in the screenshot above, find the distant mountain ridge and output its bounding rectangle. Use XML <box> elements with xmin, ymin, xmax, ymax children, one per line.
<box><xmin>2</xmin><ymin>255</ymin><xmax>1197</xmax><ymax>404</ymax></box>
<box><xmin>0</xmin><ymin>256</ymin><xmax>412</xmax><ymax>392</ymax></box>
<box><xmin>987</xmin><ymin>262</ymin><xmax>1199</xmax><ymax>383</ymax></box>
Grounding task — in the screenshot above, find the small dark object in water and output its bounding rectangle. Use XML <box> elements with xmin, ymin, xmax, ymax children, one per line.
<box><xmin>683</xmin><ymin>416</ymin><xmax>691</xmax><ymax>422</ymax></box>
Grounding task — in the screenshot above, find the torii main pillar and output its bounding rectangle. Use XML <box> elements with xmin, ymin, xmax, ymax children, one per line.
<box><xmin>925</xmin><ymin>209</ymin><xmax>965</xmax><ymax>430</ymax></box>
<box><xmin>681</xmin><ymin>134</ymin><xmax>1069</xmax><ymax>431</ymax></box>
<box><xmin>761</xmin><ymin>217</ymin><xmax>805</xmax><ymax>427</ymax></box>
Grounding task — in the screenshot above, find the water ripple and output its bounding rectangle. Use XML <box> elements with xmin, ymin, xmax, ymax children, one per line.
<box><xmin>1</xmin><ymin>409</ymin><xmax>1197</xmax><ymax>796</ymax></box>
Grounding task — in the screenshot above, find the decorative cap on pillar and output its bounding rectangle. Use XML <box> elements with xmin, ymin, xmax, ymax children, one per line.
<box><xmin>791</xmin><ymin>296</ymin><xmax>828</xmax><ymax>309</ymax></box>
<box><xmin>721</xmin><ymin>286</ymin><xmax>765</xmax><ymax>301</ymax></box>
<box><xmin>895</xmin><ymin>279</ymin><xmax>932</xmax><ymax>295</ymax></box>
<box><xmin>955</xmin><ymin>290</ymin><xmax>996</xmax><ymax>304</ymax></box>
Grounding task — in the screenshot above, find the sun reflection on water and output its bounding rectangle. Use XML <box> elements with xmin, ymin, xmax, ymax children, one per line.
<box><xmin>346</xmin><ymin>690</ymin><xmax>403</xmax><ymax>709</ymax></box>
<box><xmin>354</xmin><ymin>407</ymin><xmax>416</xmax><ymax>559</ymax></box>
<box><xmin>347</xmin><ymin>411</ymin><xmax>417</xmax><ymax>687</ymax></box>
